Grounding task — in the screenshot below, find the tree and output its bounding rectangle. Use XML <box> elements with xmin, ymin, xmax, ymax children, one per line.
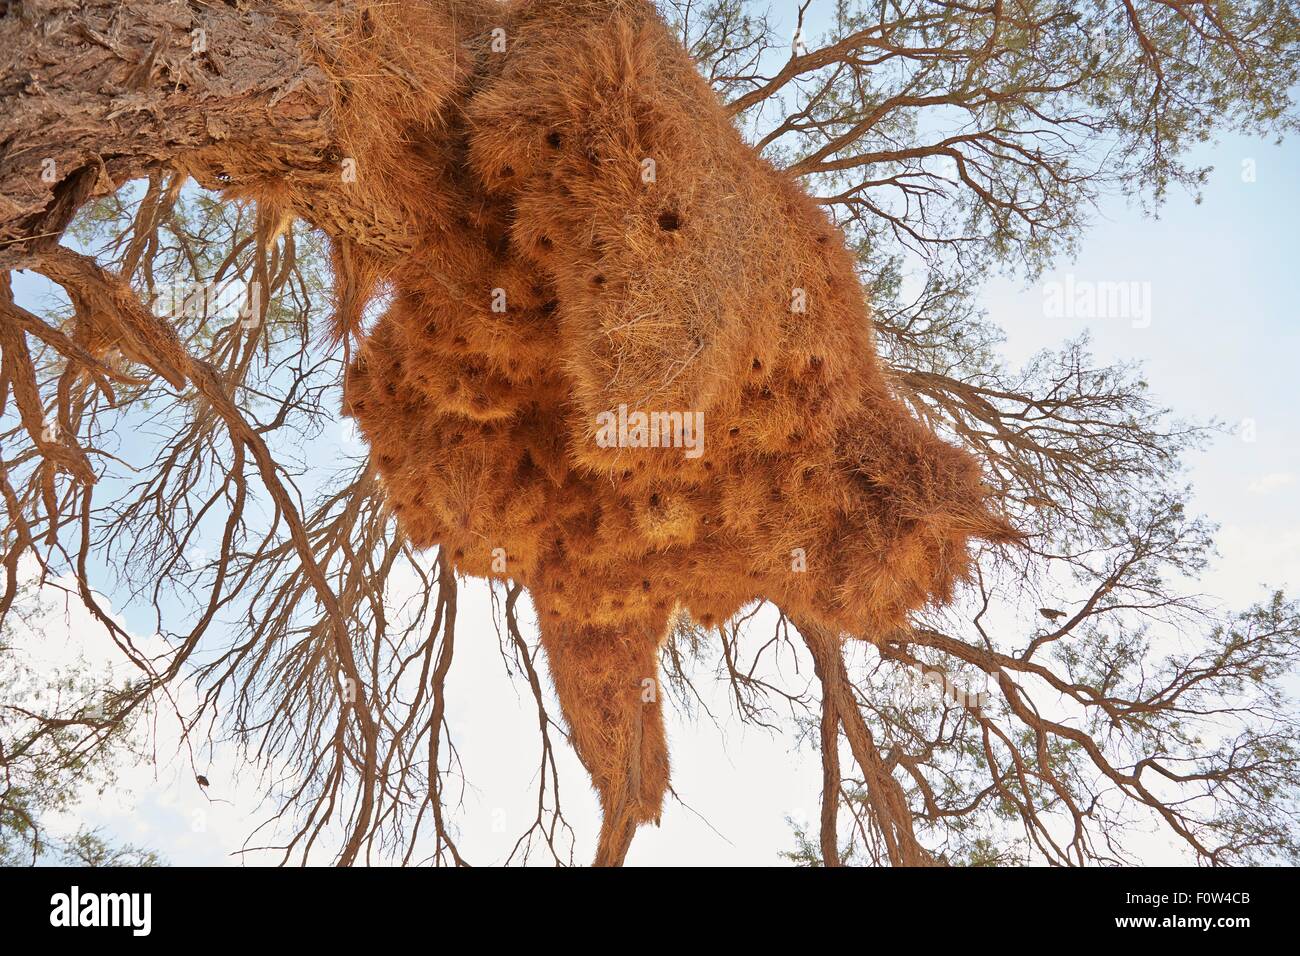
<box><xmin>1</xmin><ymin>0</ymin><xmax>1297</xmax><ymax>866</ymax></box>
<box><xmin>0</xmin><ymin>585</ymin><xmax>161</xmax><ymax>865</ymax></box>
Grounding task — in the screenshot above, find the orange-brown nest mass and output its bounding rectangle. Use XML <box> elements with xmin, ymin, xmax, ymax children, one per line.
<box><xmin>308</xmin><ymin>0</ymin><xmax>1013</xmax><ymax>861</ymax></box>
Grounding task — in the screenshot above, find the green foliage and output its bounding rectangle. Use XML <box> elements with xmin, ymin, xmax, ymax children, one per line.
<box><xmin>0</xmin><ymin>587</ymin><xmax>160</xmax><ymax>867</ymax></box>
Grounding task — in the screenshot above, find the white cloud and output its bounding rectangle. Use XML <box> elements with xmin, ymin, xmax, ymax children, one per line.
<box><xmin>1248</xmin><ymin>472</ymin><xmax>1296</xmax><ymax>495</ymax></box>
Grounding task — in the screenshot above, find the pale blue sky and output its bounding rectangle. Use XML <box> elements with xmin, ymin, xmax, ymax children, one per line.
<box><xmin>987</xmin><ymin>129</ymin><xmax>1300</xmax><ymax>607</ymax></box>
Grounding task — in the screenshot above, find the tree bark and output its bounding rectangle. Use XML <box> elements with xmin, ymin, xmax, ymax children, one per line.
<box><xmin>815</xmin><ymin>672</ymin><xmax>842</xmax><ymax>866</ymax></box>
<box><xmin>0</xmin><ymin>0</ymin><xmax>418</xmax><ymax>267</ymax></box>
<box><xmin>797</xmin><ymin>618</ymin><xmax>936</xmax><ymax>866</ymax></box>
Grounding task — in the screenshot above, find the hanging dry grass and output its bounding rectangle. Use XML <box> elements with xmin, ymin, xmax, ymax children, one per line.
<box><xmin>290</xmin><ymin>0</ymin><xmax>1018</xmax><ymax>861</ymax></box>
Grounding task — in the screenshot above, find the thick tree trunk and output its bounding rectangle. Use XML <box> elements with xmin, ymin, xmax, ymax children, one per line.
<box><xmin>0</xmin><ymin>0</ymin><xmax>431</xmax><ymax>267</ymax></box>
<box><xmin>797</xmin><ymin>618</ymin><xmax>936</xmax><ymax>867</ymax></box>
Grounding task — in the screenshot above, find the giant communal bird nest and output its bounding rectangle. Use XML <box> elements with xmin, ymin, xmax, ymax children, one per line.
<box><xmin>206</xmin><ymin>0</ymin><xmax>1015</xmax><ymax>864</ymax></box>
